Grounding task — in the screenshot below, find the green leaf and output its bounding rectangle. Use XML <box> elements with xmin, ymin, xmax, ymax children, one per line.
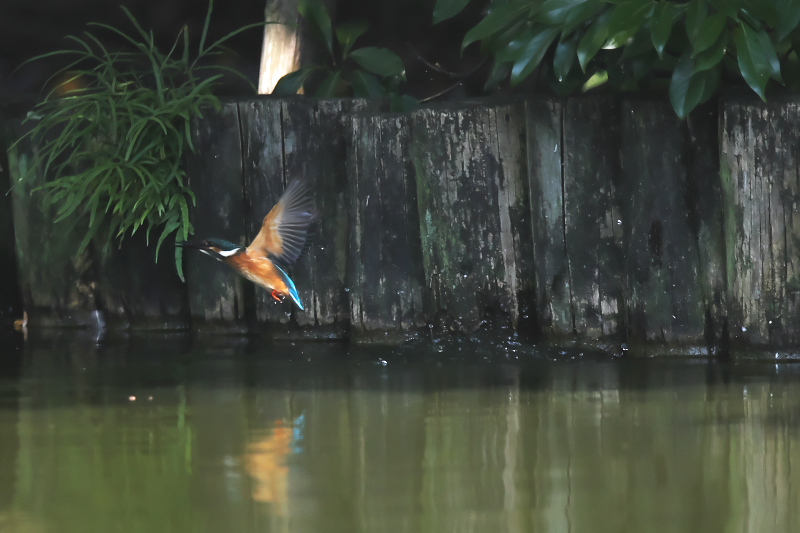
<box><xmin>315</xmin><ymin>70</ymin><xmax>343</xmax><ymax>96</ymax></box>
<box><xmin>433</xmin><ymin>0</ymin><xmax>471</xmax><ymax>24</ymax></box>
<box><xmin>669</xmin><ymin>52</ymin><xmax>719</xmax><ymax>118</ymax></box>
<box><xmin>775</xmin><ymin>0</ymin><xmax>800</xmax><ymax>41</ymax></box>
<box><xmin>755</xmin><ymin>28</ymin><xmax>782</xmax><ymax>81</ymax></box>
<box><xmin>685</xmin><ymin>0</ymin><xmax>708</xmax><ymax>46</ymax></box>
<box><xmin>272</xmin><ymin>67</ymin><xmax>317</xmax><ymax>95</ymax></box>
<box><xmin>511</xmin><ymin>27</ymin><xmax>560</xmax><ymax>85</ymax></box>
<box><xmin>577</xmin><ymin>10</ymin><xmax>611</xmax><ymax>71</ymax></box>
<box><xmin>335</xmin><ymin>20</ymin><xmax>369</xmax><ymax>58</ymax></box>
<box><xmin>606</xmin><ymin>0</ymin><xmax>652</xmax><ymax>44</ymax></box>
<box><xmin>349</xmin><ymin>70</ymin><xmax>386</xmax><ymax>97</ymax></box>
<box><xmin>484</xmin><ymin>60</ymin><xmax>512</xmax><ymax>91</ymax></box>
<box><xmin>651</xmin><ymin>1</ymin><xmax>681</xmax><ymax>58</ymax></box>
<box><xmin>553</xmin><ymin>32</ymin><xmax>579</xmax><ymax>81</ymax></box>
<box><xmin>462</xmin><ymin>4</ymin><xmax>530</xmax><ymax>51</ymax></box>
<box><xmin>690</xmin><ymin>12</ymin><xmax>726</xmax><ymax>56</ymax></box>
<box><xmin>734</xmin><ymin>23</ymin><xmax>772</xmax><ymax>100</ymax></box>
<box><xmin>349</xmin><ymin>47</ymin><xmax>405</xmax><ymax>77</ymax></box>
<box><xmin>389</xmin><ymin>94</ymin><xmax>419</xmax><ymax>113</ymax></box>
<box><xmin>299</xmin><ymin>0</ymin><xmax>334</xmax><ymax>59</ymax></box>
<box><xmin>694</xmin><ymin>26</ymin><xmax>728</xmax><ymax>71</ymax></box>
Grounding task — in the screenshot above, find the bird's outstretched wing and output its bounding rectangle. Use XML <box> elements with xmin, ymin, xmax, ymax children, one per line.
<box><xmin>246</xmin><ymin>178</ymin><xmax>317</xmax><ymax>267</ymax></box>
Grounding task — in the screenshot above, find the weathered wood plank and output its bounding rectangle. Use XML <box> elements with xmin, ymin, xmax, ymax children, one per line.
<box><xmin>562</xmin><ymin>96</ymin><xmax>625</xmax><ymax>338</ymax></box>
<box><xmin>684</xmin><ymin>102</ymin><xmax>727</xmax><ymax>352</ymax></box>
<box><xmin>721</xmin><ymin>99</ymin><xmax>800</xmax><ymax>347</ymax></box>
<box><xmin>240</xmin><ymin>97</ymin><xmax>375</xmax><ymax>339</ymax></box>
<box><xmin>620</xmin><ymin>100</ymin><xmax>706</xmax><ymax>346</ymax></box>
<box><xmin>525</xmin><ymin>98</ymin><xmax>571</xmax><ymax>337</ymax></box>
<box><xmin>0</xmin><ymin>121</ymin><xmax>22</xmax><ymax>325</ymax></box>
<box><xmin>94</xmin><ymin>229</ymin><xmax>190</xmax><ymax>330</ymax></box>
<box><xmin>7</xmin><ymin>123</ymin><xmax>100</xmax><ymax>328</ymax></box>
<box><xmin>410</xmin><ymin>100</ymin><xmax>533</xmax><ymax>335</ymax></box>
<box><xmin>346</xmin><ymin>113</ymin><xmax>426</xmax><ymax>341</ymax></box>
<box><xmin>185</xmin><ymin>101</ymin><xmax>249</xmax><ymax>333</ymax></box>
<box><xmin>238</xmin><ymin>98</ymin><xmax>288</xmax><ymax>329</ymax></box>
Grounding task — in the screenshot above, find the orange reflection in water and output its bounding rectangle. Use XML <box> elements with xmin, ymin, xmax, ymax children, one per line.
<box><xmin>244</xmin><ymin>415</ymin><xmax>303</xmax><ymax>515</ymax></box>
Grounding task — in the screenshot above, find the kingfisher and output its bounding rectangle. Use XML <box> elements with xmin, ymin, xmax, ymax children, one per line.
<box><xmin>177</xmin><ymin>178</ymin><xmax>316</xmax><ymax>310</ymax></box>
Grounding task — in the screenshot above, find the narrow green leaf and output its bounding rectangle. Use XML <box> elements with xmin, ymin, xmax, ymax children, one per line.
<box><xmin>433</xmin><ymin>0</ymin><xmax>471</xmax><ymax>24</ymax></box>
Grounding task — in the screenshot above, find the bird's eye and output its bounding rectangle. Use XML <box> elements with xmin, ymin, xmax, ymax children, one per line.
<box><xmin>203</xmin><ymin>240</ymin><xmax>212</xmax><ymax>247</ymax></box>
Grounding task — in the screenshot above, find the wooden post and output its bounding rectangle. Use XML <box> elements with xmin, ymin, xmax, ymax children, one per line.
<box><xmin>185</xmin><ymin>101</ymin><xmax>249</xmax><ymax>333</ymax></box>
<box><xmin>562</xmin><ymin>96</ymin><xmax>625</xmax><ymax>340</ymax></box>
<box><xmin>346</xmin><ymin>113</ymin><xmax>426</xmax><ymax>342</ymax></box>
<box><xmin>620</xmin><ymin>100</ymin><xmax>710</xmax><ymax>349</ymax></box>
<box><xmin>525</xmin><ymin>98</ymin><xmax>571</xmax><ymax>337</ymax></box>
<box><xmin>410</xmin><ymin>100</ymin><xmax>534</xmax><ymax>335</ymax></box>
<box><xmin>721</xmin><ymin>98</ymin><xmax>800</xmax><ymax>348</ymax></box>
<box><xmin>7</xmin><ymin>123</ymin><xmax>100</xmax><ymax>328</ymax></box>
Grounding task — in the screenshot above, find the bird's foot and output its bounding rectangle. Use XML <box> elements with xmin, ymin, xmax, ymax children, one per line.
<box><xmin>271</xmin><ymin>290</ymin><xmax>286</xmax><ymax>303</ymax></box>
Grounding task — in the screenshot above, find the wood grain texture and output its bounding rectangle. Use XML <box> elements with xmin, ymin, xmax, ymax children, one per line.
<box><xmin>411</xmin><ymin>100</ymin><xmax>534</xmax><ymax>335</ymax></box>
<box><xmin>620</xmin><ymin>100</ymin><xmax>707</xmax><ymax>345</ymax></box>
<box><xmin>721</xmin><ymin>99</ymin><xmax>800</xmax><ymax>347</ymax></box>
<box><xmin>7</xmin><ymin>122</ymin><xmax>99</xmax><ymax>328</ymax></box>
<box><xmin>346</xmin><ymin>113</ymin><xmax>426</xmax><ymax>341</ymax></box>
<box><xmin>240</xmin><ymin>97</ymin><xmax>377</xmax><ymax>338</ymax></box>
<box><xmin>186</xmin><ymin>101</ymin><xmax>249</xmax><ymax>332</ymax></box>
<box><xmin>562</xmin><ymin>97</ymin><xmax>624</xmax><ymax>338</ymax></box>
<box><xmin>525</xmin><ymin>98</ymin><xmax>571</xmax><ymax>337</ymax></box>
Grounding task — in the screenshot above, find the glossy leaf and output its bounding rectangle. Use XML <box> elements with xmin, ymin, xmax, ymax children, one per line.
<box><xmin>690</xmin><ymin>13</ymin><xmax>726</xmax><ymax>55</ymax></box>
<box><xmin>315</xmin><ymin>70</ymin><xmax>343</xmax><ymax>97</ymax></box>
<box><xmin>606</xmin><ymin>0</ymin><xmax>652</xmax><ymax>41</ymax></box>
<box><xmin>272</xmin><ymin>67</ymin><xmax>317</xmax><ymax>95</ymax></box>
<box><xmin>685</xmin><ymin>0</ymin><xmax>708</xmax><ymax>47</ymax></box>
<box><xmin>299</xmin><ymin>0</ymin><xmax>334</xmax><ymax>59</ymax></box>
<box><xmin>693</xmin><ymin>26</ymin><xmax>728</xmax><ymax>71</ymax></box>
<box><xmin>349</xmin><ymin>47</ymin><xmax>405</xmax><ymax>77</ymax></box>
<box><xmin>553</xmin><ymin>32</ymin><xmax>579</xmax><ymax>81</ymax></box>
<box><xmin>511</xmin><ymin>26</ymin><xmax>560</xmax><ymax>85</ymax></box>
<box><xmin>669</xmin><ymin>52</ymin><xmax>702</xmax><ymax>118</ymax></box>
<box><xmin>577</xmin><ymin>10</ymin><xmax>611</xmax><ymax>71</ymax></box>
<box><xmin>734</xmin><ymin>23</ymin><xmax>772</xmax><ymax>100</ymax></box>
<box><xmin>755</xmin><ymin>28</ymin><xmax>782</xmax><ymax>81</ymax></box>
<box><xmin>462</xmin><ymin>4</ymin><xmax>530</xmax><ymax>51</ymax></box>
<box><xmin>348</xmin><ymin>70</ymin><xmax>385</xmax><ymax>97</ymax></box>
<box><xmin>651</xmin><ymin>1</ymin><xmax>681</xmax><ymax>58</ymax></box>
<box><xmin>433</xmin><ymin>0</ymin><xmax>471</xmax><ymax>24</ymax></box>
<box><xmin>336</xmin><ymin>20</ymin><xmax>369</xmax><ymax>58</ymax></box>
<box><xmin>775</xmin><ymin>0</ymin><xmax>800</xmax><ymax>41</ymax></box>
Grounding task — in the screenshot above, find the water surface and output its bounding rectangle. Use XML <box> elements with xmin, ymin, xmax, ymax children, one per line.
<box><xmin>0</xmin><ymin>333</ymin><xmax>798</xmax><ymax>532</ymax></box>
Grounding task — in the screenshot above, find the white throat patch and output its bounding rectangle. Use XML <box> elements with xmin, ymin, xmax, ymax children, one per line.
<box><xmin>217</xmin><ymin>248</ymin><xmax>240</xmax><ymax>257</ymax></box>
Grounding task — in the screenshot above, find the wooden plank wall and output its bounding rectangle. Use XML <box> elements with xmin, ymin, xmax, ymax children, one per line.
<box><xmin>8</xmin><ymin>95</ymin><xmax>800</xmax><ymax>354</ymax></box>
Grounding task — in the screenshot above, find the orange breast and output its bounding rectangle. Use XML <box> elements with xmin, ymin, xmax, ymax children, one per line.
<box><xmin>227</xmin><ymin>253</ymin><xmax>289</xmax><ymax>294</ymax></box>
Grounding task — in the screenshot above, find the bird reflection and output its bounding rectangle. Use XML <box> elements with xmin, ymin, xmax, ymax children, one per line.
<box><xmin>244</xmin><ymin>414</ymin><xmax>304</xmax><ymax>514</ymax></box>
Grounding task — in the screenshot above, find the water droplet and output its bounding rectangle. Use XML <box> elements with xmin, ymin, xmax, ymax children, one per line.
<box><xmin>742</xmin><ymin>326</ymin><xmax>747</xmax><ymax>332</ymax></box>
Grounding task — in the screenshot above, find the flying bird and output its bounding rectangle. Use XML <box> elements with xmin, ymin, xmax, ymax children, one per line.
<box><xmin>177</xmin><ymin>178</ymin><xmax>316</xmax><ymax>310</ymax></box>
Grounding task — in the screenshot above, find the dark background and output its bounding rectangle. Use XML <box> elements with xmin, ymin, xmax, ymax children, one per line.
<box><xmin>0</xmin><ymin>0</ymin><xmax>488</xmax><ymax>109</ymax></box>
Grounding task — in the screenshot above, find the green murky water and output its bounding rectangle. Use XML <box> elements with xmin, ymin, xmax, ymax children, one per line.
<box><xmin>0</xmin><ymin>333</ymin><xmax>799</xmax><ymax>532</ymax></box>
